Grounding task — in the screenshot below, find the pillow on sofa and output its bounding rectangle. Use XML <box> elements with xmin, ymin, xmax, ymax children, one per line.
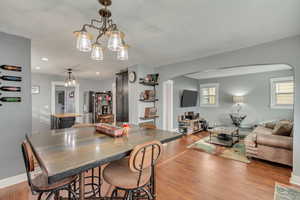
<box><xmin>265</xmin><ymin>122</ymin><xmax>276</xmax><ymax>129</ymax></box>
<box><xmin>290</xmin><ymin>128</ymin><xmax>294</xmax><ymax>137</ymax></box>
<box><xmin>272</xmin><ymin>122</ymin><xmax>293</xmax><ymax>136</ymax></box>
<box><xmin>253</xmin><ymin>126</ymin><xmax>273</xmax><ymax>135</ymax></box>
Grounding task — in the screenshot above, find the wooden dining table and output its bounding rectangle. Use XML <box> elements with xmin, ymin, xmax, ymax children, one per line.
<box><xmin>26</xmin><ymin>125</ymin><xmax>182</xmax><ymax>200</ymax></box>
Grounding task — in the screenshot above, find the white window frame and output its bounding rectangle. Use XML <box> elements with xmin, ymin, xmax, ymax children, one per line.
<box><xmin>270</xmin><ymin>76</ymin><xmax>294</xmax><ymax>109</ymax></box>
<box><xmin>199</xmin><ymin>83</ymin><xmax>219</xmax><ymax>107</ymax></box>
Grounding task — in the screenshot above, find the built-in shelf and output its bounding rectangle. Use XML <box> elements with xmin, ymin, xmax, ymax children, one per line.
<box><xmin>139</xmin><ymin>81</ymin><xmax>159</xmax><ymax>86</ymax></box>
<box><xmin>139</xmin><ymin>75</ymin><xmax>159</xmax><ymax>125</ymax></box>
<box><xmin>140</xmin><ymin>116</ymin><xmax>159</xmax><ymax>120</ymax></box>
<box><xmin>139</xmin><ymin>99</ymin><xmax>159</xmax><ymax>102</ymax></box>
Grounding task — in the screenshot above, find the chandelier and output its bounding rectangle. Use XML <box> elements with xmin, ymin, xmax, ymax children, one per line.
<box><xmin>64</xmin><ymin>69</ymin><xmax>77</xmax><ymax>87</ymax></box>
<box><xmin>74</xmin><ymin>0</ymin><xmax>129</xmax><ymax>61</ymax></box>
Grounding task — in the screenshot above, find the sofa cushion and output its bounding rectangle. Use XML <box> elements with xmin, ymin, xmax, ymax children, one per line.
<box><xmin>272</xmin><ymin>122</ymin><xmax>293</xmax><ymax>136</ymax></box>
<box><xmin>290</xmin><ymin>128</ymin><xmax>294</xmax><ymax>137</ymax></box>
<box><xmin>253</xmin><ymin>126</ymin><xmax>273</xmax><ymax>135</ymax></box>
<box><xmin>257</xmin><ymin>134</ymin><xmax>293</xmax><ymax>150</ymax></box>
<box><xmin>265</xmin><ymin>122</ymin><xmax>276</xmax><ymax>129</ymax></box>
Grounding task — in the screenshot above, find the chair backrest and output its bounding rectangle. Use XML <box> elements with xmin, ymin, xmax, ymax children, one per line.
<box><xmin>72</xmin><ymin>123</ymin><xmax>96</xmax><ymax>128</ymax></box>
<box><xmin>21</xmin><ymin>141</ymin><xmax>36</xmax><ymax>188</ymax></box>
<box><xmin>129</xmin><ymin>141</ymin><xmax>162</xmax><ymax>173</ymax></box>
<box><xmin>139</xmin><ymin>123</ymin><xmax>157</xmax><ymax>129</ymax></box>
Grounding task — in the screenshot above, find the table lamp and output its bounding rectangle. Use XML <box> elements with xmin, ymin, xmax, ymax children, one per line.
<box><xmin>233</xmin><ymin>95</ymin><xmax>244</xmax><ymax>114</ymax></box>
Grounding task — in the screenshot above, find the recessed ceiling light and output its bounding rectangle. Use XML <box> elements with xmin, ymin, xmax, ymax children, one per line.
<box><xmin>96</xmin><ymin>72</ymin><xmax>100</xmax><ymax>75</ymax></box>
<box><xmin>35</xmin><ymin>66</ymin><xmax>41</xmax><ymax>70</ymax></box>
<box><xmin>41</xmin><ymin>57</ymin><xmax>49</xmax><ymax>61</ymax></box>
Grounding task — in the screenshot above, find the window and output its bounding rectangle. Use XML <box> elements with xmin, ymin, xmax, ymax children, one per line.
<box><xmin>200</xmin><ymin>83</ymin><xmax>219</xmax><ymax>107</ymax></box>
<box><xmin>270</xmin><ymin>76</ymin><xmax>294</xmax><ymax>109</ymax></box>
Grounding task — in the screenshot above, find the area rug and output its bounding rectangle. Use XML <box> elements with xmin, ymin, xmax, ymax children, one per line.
<box><xmin>188</xmin><ymin>136</ymin><xmax>250</xmax><ymax>163</ymax></box>
<box><xmin>274</xmin><ymin>183</ymin><xmax>300</xmax><ymax>200</ymax></box>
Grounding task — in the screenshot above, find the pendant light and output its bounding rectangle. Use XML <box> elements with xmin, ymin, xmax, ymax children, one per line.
<box><xmin>74</xmin><ymin>0</ymin><xmax>129</xmax><ymax>61</ymax></box>
<box><xmin>64</xmin><ymin>69</ymin><xmax>77</xmax><ymax>87</ymax></box>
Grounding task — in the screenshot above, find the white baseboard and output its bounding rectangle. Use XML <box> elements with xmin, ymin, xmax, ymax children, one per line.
<box><xmin>290</xmin><ymin>173</ymin><xmax>300</xmax><ymax>186</ymax></box>
<box><xmin>0</xmin><ymin>173</ymin><xmax>27</xmax><ymax>189</ymax></box>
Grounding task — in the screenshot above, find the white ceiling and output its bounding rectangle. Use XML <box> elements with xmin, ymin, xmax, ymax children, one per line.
<box><xmin>184</xmin><ymin>64</ymin><xmax>292</xmax><ymax>80</ymax></box>
<box><xmin>0</xmin><ymin>0</ymin><xmax>300</xmax><ymax>79</ymax></box>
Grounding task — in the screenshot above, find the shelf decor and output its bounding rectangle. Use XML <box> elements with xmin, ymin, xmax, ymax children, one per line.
<box><xmin>0</xmin><ymin>65</ymin><xmax>22</xmax><ymax>72</ymax></box>
<box><xmin>0</xmin><ymin>86</ymin><xmax>21</xmax><ymax>92</ymax></box>
<box><xmin>0</xmin><ymin>97</ymin><xmax>21</xmax><ymax>102</ymax></box>
<box><xmin>0</xmin><ymin>74</ymin><xmax>22</xmax><ymax>82</ymax></box>
<box><xmin>139</xmin><ymin>73</ymin><xmax>159</xmax><ymax>125</ymax></box>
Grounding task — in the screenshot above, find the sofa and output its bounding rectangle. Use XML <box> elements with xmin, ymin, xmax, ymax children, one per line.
<box><xmin>245</xmin><ymin>120</ymin><xmax>293</xmax><ymax>166</ymax></box>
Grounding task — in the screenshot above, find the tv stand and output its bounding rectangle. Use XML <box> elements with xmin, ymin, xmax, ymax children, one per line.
<box><xmin>178</xmin><ymin>112</ymin><xmax>206</xmax><ymax>134</ymax></box>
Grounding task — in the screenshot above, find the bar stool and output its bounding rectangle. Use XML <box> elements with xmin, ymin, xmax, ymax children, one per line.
<box><xmin>21</xmin><ymin>141</ymin><xmax>77</xmax><ymax>200</ymax></box>
<box><xmin>103</xmin><ymin>141</ymin><xmax>162</xmax><ymax>200</ymax></box>
<box><xmin>72</xmin><ymin>124</ymin><xmax>102</xmax><ymax>198</ymax></box>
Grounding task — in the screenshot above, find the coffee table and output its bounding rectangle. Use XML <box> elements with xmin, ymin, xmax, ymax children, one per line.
<box><xmin>208</xmin><ymin>126</ymin><xmax>239</xmax><ymax>147</ymax></box>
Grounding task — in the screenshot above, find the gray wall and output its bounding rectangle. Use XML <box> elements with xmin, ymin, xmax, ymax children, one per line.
<box><xmin>0</xmin><ymin>32</ymin><xmax>31</xmax><ymax>179</ymax></box>
<box><xmin>197</xmin><ymin>70</ymin><xmax>293</xmax><ymax>126</ymax></box>
<box><xmin>172</xmin><ymin>76</ymin><xmax>200</xmax><ymax>129</ymax></box>
<box><xmin>154</xmin><ymin>35</ymin><xmax>300</xmax><ymax>178</ymax></box>
<box><xmin>32</xmin><ymin>73</ymin><xmax>114</xmax><ymax>133</ymax></box>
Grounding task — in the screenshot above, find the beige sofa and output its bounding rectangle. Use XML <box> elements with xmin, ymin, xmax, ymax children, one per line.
<box><xmin>245</xmin><ymin>120</ymin><xmax>293</xmax><ymax>166</ymax></box>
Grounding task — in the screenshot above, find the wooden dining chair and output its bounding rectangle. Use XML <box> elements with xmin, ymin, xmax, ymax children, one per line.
<box><xmin>72</xmin><ymin>123</ymin><xmax>96</xmax><ymax>128</ymax></box>
<box><xmin>103</xmin><ymin>140</ymin><xmax>162</xmax><ymax>200</ymax></box>
<box><xmin>21</xmin><ymin>141</ymin><xmax>77</xmax><ymax>200</ymax></box>
<box><xmin>139</xmin><ymin>123</ymin><xmax>157</xmax><ymax>129</ymax></box>
<box><xmin>72</xmin><ymin>124</ymin><xmax>102</xmax><ymax>198</ymax></box>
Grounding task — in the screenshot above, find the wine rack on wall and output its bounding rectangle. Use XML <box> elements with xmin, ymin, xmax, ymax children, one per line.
<box><xmin>0</xmin><ymin>65</ymin><xmax>22</xmax><ymax>107</ymax></box>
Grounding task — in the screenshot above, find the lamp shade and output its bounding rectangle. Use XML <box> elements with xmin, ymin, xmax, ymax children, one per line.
<box><xmin>75</xmin><ymin>30</ymin><xmax>92</xmax><ymax>52</ymax></box>
<box><xmin>91</xmin><ymin>43</ymin><xmax>104</xmax><ymax>60</ymax></box>
<box><xmin>107</xmin><ymin>31</ymin><xmax>124</xmax><ymax>51</ymax></box>
<box><xmin>233</xmin><ymin>96</ymin><xmax>244</xmax><ymax>104</ymax></box>
<box><xmin>117</xmin><ymin>44</ymin><xmax>129</xmax><ymax>60</ymax></box>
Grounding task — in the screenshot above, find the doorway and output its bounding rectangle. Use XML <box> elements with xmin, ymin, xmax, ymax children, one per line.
<box><xmin>115</xmin><ymin>71</ymin><xmax>129</xmax><ymax>122</ymax></box>
<box><xmin>51</xmin><ymin>82</ymin><xmax>80</xmax><ymax>115</ymax></box>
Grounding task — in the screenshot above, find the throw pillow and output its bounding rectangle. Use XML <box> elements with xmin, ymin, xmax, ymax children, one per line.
<box><xmin>290</xmin><ymin>127</ymin><xmax>294</xmax><ymax>137</ymax></box>
<box><xmin>265</xmin><ymin>122</ymin><xmax>276</xmax><ymax>129</ymax></box>
<box><xmin>272</xmin><ymin>122</ymin><xmax>293</xmax><ymax>136</ymax></box>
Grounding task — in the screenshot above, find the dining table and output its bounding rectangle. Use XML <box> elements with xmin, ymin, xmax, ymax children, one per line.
<box><xmin>26</xmin><ymin>125</ymin><xmax>183</xmax><ymax>200</ymax></box>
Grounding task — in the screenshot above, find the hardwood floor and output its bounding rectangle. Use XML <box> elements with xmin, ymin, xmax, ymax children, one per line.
<box><xmin>0</xmin><ymin>132</ymin><xmax>292</xmax><ymax>200</ymax></box>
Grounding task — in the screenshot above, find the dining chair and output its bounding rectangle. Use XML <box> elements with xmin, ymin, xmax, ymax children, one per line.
<box><xmin>103</xmin><ymin>140</ymin><xmax>162</xmax><ymax>200</ymax></box>
<box><xmin>21</xmin><ymin>141</ymin><xmax>77</xmax><ymax>200</ymax></box>
<box><xmin>72</xmin><ymin>124</ymin><xmax>102</xmax><ymax>198</ymax></box>
<box><xmin>72</xmin><ymin>123</ymin><xmax>96</xmax><ymax>128</ymax></box>
<box><xmin>139</xmin><ymin>123</ymin><xmax>157</xmax><ymax>129</ymax></box>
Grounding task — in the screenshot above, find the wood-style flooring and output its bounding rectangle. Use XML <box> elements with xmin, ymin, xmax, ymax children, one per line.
<box><xmin>0</xmin><ymin>132</ymin><xmax>293</xmax><ymax>200</ymax></box>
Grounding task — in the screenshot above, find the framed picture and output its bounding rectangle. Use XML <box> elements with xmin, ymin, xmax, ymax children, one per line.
<box><xmin>31</xmin><ymin>86</ymin><xmax>40</xmax><ymax>94</ymax></box>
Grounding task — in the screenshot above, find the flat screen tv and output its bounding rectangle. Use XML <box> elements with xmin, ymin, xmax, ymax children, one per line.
<box><xmin>181</xmin><ymin>90</ymin><xmax>198</xmax><ymax>107</ymax></box>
